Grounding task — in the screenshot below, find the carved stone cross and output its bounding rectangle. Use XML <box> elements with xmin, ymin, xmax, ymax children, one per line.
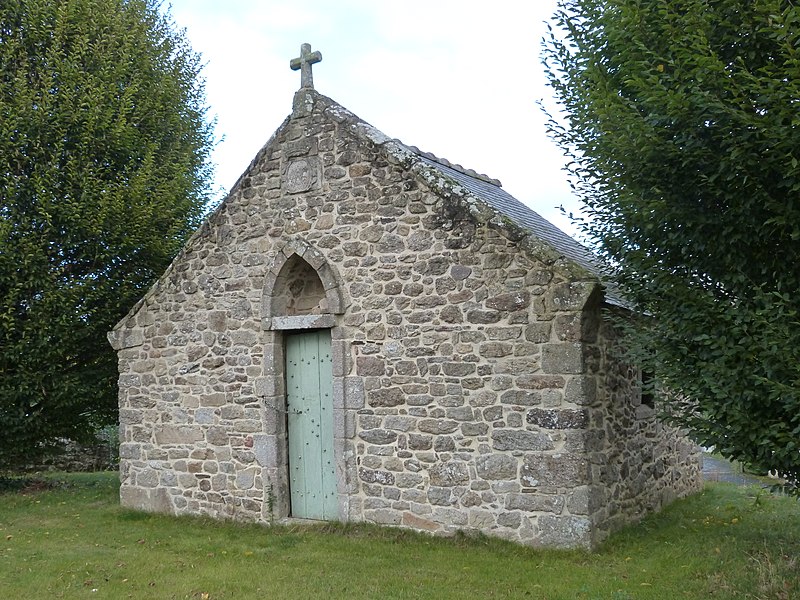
<box><xmin>290</xmin><ymin>43</ymin><xmax>322</xmax><ymax>89</ymax></box>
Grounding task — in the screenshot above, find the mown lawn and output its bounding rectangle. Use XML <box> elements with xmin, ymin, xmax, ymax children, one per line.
<box><xmin>0</xmin><ymin>473</ymin><xmax>797</xmax><ymax>599</ymax></box>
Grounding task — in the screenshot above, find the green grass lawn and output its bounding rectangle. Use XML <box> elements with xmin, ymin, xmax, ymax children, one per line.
<box><xmin>0</xmin><ymin>473</ymin><xmax>797</xmax><ymax>599</ymax></box>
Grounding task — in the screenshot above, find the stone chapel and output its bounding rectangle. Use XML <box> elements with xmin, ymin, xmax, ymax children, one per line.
<box><xmin>108</xmin><ymin>45</ymin><xmax>701</xmax><ymax>549</ymax></box>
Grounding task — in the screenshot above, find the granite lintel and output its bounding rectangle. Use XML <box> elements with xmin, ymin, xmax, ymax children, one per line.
<box><xmin>269</xmin><ymin>314</ymin><xmax>335</xmax><ymax>330</ymax></box>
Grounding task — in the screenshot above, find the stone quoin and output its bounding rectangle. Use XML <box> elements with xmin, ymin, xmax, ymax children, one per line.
<box><xmin>108</xmin><ymin>44</ymin><xmax>701</xmax><ymax>548</ymax></box>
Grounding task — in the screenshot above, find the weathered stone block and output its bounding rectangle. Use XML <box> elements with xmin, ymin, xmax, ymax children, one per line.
<box><xmin>537</xmin><ymin>515</ymin><xmax>591</xmax><ymax>548</ymax></box>
<box><xmin>499</xmin><ymin>359</ymin><xmax>542</xmax><ymax>376</ymax></box>
<box><xmin>202</xmin><ymin>356</ymin><xmax>225</xmax><ymax>370</ymax></box>
<box><xmin>432</xmin><ymin>505</ymin><xmax>469</xmax><ymax>526</ymax></box>
<box><xmin>497</xmin><ymin>511</ymin><xmax>522</xmax><ymax>529</ymax></box>
<box><xmin>394</xmin><ymin>360</ymin><xmax>418</xmax><ymax>375</ymax></box>
<box><xmin>120</xmin><ymin>485</ymin><xmax>150</xmax><ymax>511</ymax></box>
<box><xmin>479</xmin><ymin>342</ymin><xmax>513</xmax><ymax>358</ymax></box>
<box><xmin>395</xmin><ymin>473</ymin><xmax>424</xmax><ymax>488</ymax></box>
<box><xmin>377</xmin><ymin>233</ymin><xmax>405</xmax><ymax>253</ymax></box>
<box><xmin>137</xmin><ymin>468</ymin><xmax>159</xmax><ymax>488</ymax></box>
<box><xmin>235</xmin><ymin>419</ymin><xmax>262</xmax><ymax>433</ymax></box>
<box><xmin>206</xmin><ymin>426</ymin><xmax>229</xmax><ymax>446</ymax></box>
<box><xmin>160</xmin><ymin>471</ymin><xmax>178</xmax><ymax>487</ymax></box>
<box><xmin>525</xmin><ymin>322</ymin><xmax>551</xmax><ymax>343</ymax></box>
<box><xmin>545</xmin><ymin>282</ymin><xmax>594</xmax><ymax>312</ymax></box>
<box><xmin>429</xmin><ymin>462</ymin><xmax>469</xmax><ymax>486</ymax></box>
<box><xmin>469</xmin><ymin>509</ymin><xmax>496</xmax><ymax>528</ymax></box>
<box><xmin>129</xmin><ymin>395</ymin><xmax>157</xmax><ymax>409</ymax></box>
<box><xmin>408</xmin><ymin>434</ymin><xmax>433</xmax><ymax>450</ymax></box>
<box><xmin>507</xmin><ymin>412</ymin><xmax>523</xmax><ymax>428</ymax></box>
<box><xmin>194</xmin><ymin>408</ymin><xmax>216</xmax><ymax>425</ymax></box>
<box><xmin>466</xmin><ymin>309</ymin><xmax>501</xmax><ymax>324</ymax></box>
<box><xmin>402</xmin><ymin>511</ymin><xmax>440</xmax><ymax>532</ymax></box>
<box><xmin>407</xmin><ymin>394</ymin><xmax>433</xmax><ymax>406</ymax></box>
<box><xmin>482</xmin><ymin>405</ymin><xmax>503</xmax><ymax>421</ymax></box>
<box><xmin>357</xmin><ymin>356</ymin><xmax>385</xmax><ymax>376</ymax></box>
<box><xmin>520</xmin><ymin>454</ymin><xmax>589</xmax><ymax>488</ymax></box>
<box><xmin>220</xmin><ymin>405</ymin><xmax>244</xmax><ymax>420</ymax></box>
<box><xmin>476</xmin><ymin>454</ymin><xmax>518</xmax><ymax>480</ymax></box>
<box><xmin>427</xmin><ymin>487</ymin><xmax>452</xmax><ymax>506</ymax></box>
<box><xmin>200</xmin><ymin>393</ymin><xmax>227</xmax><ymax>407</ymax></box>
<box><xmin>368</xmin><ymin>387</ymin><xmax>404</xmax><ymax>407</ymax></box>
<box><xmin>541</xmin><ymin>343</ymin><xmax>584</xmax><ymax>374</ymax></box>
<box><xmin>566</xmin><ymin>486</ymin><xmax>591</xmax><ymax>515</ymax></box>
<box><xmin>505</xmin><ymin>493</ymin><xmax>564</xmax><ymax>513</ymax></box>
<box><xmin>359</xmin><ymin>467</ymin><xmax>395</xmax><ymax>485</ymax></box>
<box><xmin>208</xmin><ymin>311</ymin><xmax>227</xmax><ymax>332</ymax></box>
<box><xmin>564</xmin><ymin>376</ymin><xmax>596</xmax><ymax>405</ymax></box>
<box><xmin>441</xmin><ymin>362</ymin><xmax>476</xmax><ymax>377</ymax></box>
<box><xmin>358</xmin><ymin>429</ymin><xmax>397</xmax><ymax>445</ymax></box>
<box><xmin>433</xmin><ymin>436</ymin><xmax>455</xmax><ymax>452</ymax></box>
<box><xmin>469</xmin><ymin>390</ymin><xmax>497</xmax><ymax>407</ymax></box>
<box><xmin>486</xmin><ymin>327</ymin><xmax>521</xmax><ymax>342</ymax></box>
<box><xmin>118</xmin><ymin>373</ymin><xmax>141</xmax><ymax>388</ymax></box>
<box><xmin>450</xmin><ymin>264</ymin><xmax>472</xmax><ymax>280</ymax></box>
<box><xmin>486</xmin><ymin>291</ymin><xmax>530</xmax><ymax>311</ymax></box>
<box><xmin>554</xmin><ymin>314</ymin><xmax>583</xmax><ymax>342</ymax></box>
<box><xmin>119</xmin><ymin>409</ymin><xmax>142</xmax><ymax>425</ymax></box>
<box><xmin>384</xmin><ymin>415</ymin><xmax>415</xmax><ymax>432</ymax></box>
<box><xmin>119</xmin><ymin>443</ymin><xmax>141</xmax><ymax>460</ymax></box>
<box><xmin>445</xmin><ymin>406</ymin><xmax>473</xmax><ymax>421</ymax></box>
<box><xmin>436</xmin><ymin>305</ymin><xmax>463</xmax><ymax>325</ymax></box>
<box><xmin>154</xmin><ymin>425</ymin><xmax>203</xmax><ymax>445</ymax></box>
<box><xmin>500</xmin><ymin>390</ymin><xmax>541</xmax><ymax>406</ymax></box>
<box><xmin>107</xmin><ymin>328</ymin><xmax>144</xmax><ymax>350</ymax></box>
<box><xmin>236</xmin><ymin>468</ymin><xmax>256</xmax><ymax>490</ymax></box>
<box><xmin>360</xmin><ymin>415</ymin><xmax>382</xmax><ymax>430</ymax></box>
<box><xmin>492</xmin><ymin>430</ymin><xmax>553</xmax><ymax>451</ymax></box>
<box><xmin>517</xmin><ymin>375</ymin><xmax>565</xmax><ymax>390</ymax></box>
<box><xmin>364</xmin><ymin>508</ymin><xmax>402</xmax><ymax>524</ymax></box>
<box><xmin>526</xmin><ymin>408</ymin><xmax>589</xmax><ymax>429</ymax></box>
<box><xmin>418</xmin><ymin>419</ymin><xmax>459</xmax><ymax>434</ymax></box>
<box><xmin>342</xmin><ymin>376</ymin><xmax>365</xmax><ymax>409</ymax></box>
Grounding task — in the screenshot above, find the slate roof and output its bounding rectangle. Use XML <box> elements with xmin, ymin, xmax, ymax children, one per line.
<box><xmin>404</xmin><ymin>147</ymin><xmax>625</xmax><ymax>307</ymax></box>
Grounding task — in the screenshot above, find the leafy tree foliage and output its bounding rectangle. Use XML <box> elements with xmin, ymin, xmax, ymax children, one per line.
<box><xmin>0</xmin><ymin>0</ymin><xmax>214</xmax><ymax>467</ymax></box>
<box><xmin>544</xmin><ymin>0</ymin><xmax>800</xmax><ymax>489</ymax></box>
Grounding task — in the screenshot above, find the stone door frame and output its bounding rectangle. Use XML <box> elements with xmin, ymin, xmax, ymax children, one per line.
<box><xmin>257</xmin><ymin>239</ymin><xmax>358</xmax><ymax>522</ymax></box>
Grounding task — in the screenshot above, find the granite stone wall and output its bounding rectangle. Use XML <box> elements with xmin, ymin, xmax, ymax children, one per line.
<box><xmin>585</xmin><ymin>309</ymin><xmax>702</xmax><ymax>544</ymax></box>
<box><xmin>109</xmin><ymin>90</ymin><xmax>700</xmax><ymax>548</ymax></box>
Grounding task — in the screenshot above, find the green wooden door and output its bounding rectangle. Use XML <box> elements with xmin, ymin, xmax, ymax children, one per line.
<box><xmin>286</xmin><ymin>330</ymin><xmax>337</xmax><ymax>520</ymax></box>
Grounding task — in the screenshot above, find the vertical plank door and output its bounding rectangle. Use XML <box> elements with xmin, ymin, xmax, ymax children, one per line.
<box><xmin>285</xmin><ymin>330</ymin><xmax>337</xmax><ymax>519</ymax></box>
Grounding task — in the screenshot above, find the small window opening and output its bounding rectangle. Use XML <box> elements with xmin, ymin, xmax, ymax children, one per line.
<box><xmin>640</xmin><ymin>366</ymin><xmax>655</xmax><ymax>409</ymax></box>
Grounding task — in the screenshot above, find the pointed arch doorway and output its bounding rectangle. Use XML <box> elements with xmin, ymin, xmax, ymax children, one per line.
<box><xmin>261</xmin><ymin>240</ymin><xmax>348</xmax><ymax>522</ymax></box>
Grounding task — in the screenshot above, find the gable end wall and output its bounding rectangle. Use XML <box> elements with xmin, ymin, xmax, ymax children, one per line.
<box><xmin>112</xmin><ymin>93</ymin><xmax>700</xmax><ymax>548</ymax></box>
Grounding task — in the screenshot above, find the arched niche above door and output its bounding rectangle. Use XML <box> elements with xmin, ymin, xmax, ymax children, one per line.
<box><xmin>262</xmin><ymin>239</ymin><xmax>347</xmax><ymax>331</ymax></box>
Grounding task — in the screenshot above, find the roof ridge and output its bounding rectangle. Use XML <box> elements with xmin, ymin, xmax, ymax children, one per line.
<box><xmin>404</xmin><ymin>144</ymin><xmax>502</xmax><ymax>187</ymax></box>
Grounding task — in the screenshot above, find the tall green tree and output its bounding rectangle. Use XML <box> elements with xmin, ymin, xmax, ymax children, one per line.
<box><xmin>544</xmin><ymin>0</ymin><xmax>800</xmax><ymax>489</ymax></box>
<box><xmin>0</xmin><ymin>0</ymin><xmax>214</xmax><ymax>468</ymax></box>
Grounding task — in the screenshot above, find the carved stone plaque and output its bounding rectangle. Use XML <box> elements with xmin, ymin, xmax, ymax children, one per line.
<box><xmin>285</xmin><ymin>157</ymin><xmax>320</xmax><ymax>194</ymax></box>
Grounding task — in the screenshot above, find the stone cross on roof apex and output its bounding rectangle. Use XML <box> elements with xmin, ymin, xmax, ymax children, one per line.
<box><xmin>290</xmin><ymin>43</ymin><xmax>322</xmax><ymax>89</ymax></box>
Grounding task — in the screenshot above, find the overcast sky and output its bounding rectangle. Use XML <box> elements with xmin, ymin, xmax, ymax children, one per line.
<box><xmin>165</xmin><ymin>0</ymin><xmax>581</xmax><ymax>235</ymax></box>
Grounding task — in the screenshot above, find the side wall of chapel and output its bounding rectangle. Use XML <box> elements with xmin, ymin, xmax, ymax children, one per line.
<box><xmin>583</xmin><ymin>308</ymin><xmax>703</xmax><ymax>545</ymax></box>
